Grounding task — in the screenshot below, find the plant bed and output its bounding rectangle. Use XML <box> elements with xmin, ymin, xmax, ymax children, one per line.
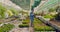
<box><xmin>43</xmin><ymin>14</ymin><xmax>54</xmax><ymax>19</ymax></box>
<box><xmin>22</xmin><ymin>18</ymin><xmax>30</xmax><ymax>24</ymax></box>
<box><xmin>34</xmin><ymin>26</ymin><xmax>55</xmax><ymax>31</ymax></box>
<box><xmin>19</xmin><ymin>18</ymin><xmax>30</xmax><ymax>28</ymax></box>
<box><xmin>0</xmin><ymin>24</ymin><xmax>15</xmax><ymax>32</ymax></box>
<box><xmin>34</xmin><ymin>18</ymin><xmax>55</xmax><ymax>31</ymax></box>
<box><xmin>19</xmin><ymin>24</ymin><xmax>29</xmax><ymax>28</ymax></box>
<box><xmin>22</xmin><ymin>20</ymin><xmax>29</xmax><ymax>24</ymax></box>
<box><xmin>0</xmin><ymin>22</ymin><xmax>2</xmax><ymax>24</ymax></box>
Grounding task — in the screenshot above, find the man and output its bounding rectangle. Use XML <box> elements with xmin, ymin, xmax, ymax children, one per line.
<box><xmin>30</xmin><ymin>0</ymin><xmax>41</xmax><ymax>27</ymax></box>
<box><xmin>30</xmin><ymin>7</ymin><xmax>34</xmax><ymax>27</ymax></box>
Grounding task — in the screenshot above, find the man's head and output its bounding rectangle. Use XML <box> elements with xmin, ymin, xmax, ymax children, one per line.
<box><xmin>56</xmin><ymin>6</ymin><xmax>60</xmax><ymax>13</ymax></box>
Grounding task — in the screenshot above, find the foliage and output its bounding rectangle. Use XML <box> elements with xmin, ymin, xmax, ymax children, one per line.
<box><xmin>19</xmin><ymin>18</ymin><xmax>29</xmax><ymax>28</ymax></box>
<box><xmin>22</xmin><ymin>18</ymin><xmax>30</xmax><ymax>24</ymax></box>
<box><xmin>0</xmin><ymin>4</ymin><xmax>19</xmax><ymax>19</ymax></box>
<box><xmin>34</xmin><ymin>26</ymin><xmax>55</xmax><ymax>31</ymax></box>
<box><xmin>49</xmin><ymin>8</ymin><xmax>55</xmax><ymax>12</ymax></box>
<box><xmin>0</xmin><ymin>24</ymin><xmax>14</xmax><ymax>32</ymax></box>
<box><xmin>0</xmin><ymin>22</ymin><xmax>2</xmax><ymax>24</ymax></box>
<box><xmin>0</xmin><ymin>4</ymin><xmax>6</xmax><ymax>18</ymax></box>
<box><xmin>19</xmin><ymin>24</ymin><xmax>29</xmax><ymax>28</ymax></box>
<box><xmin>43</xmin><ymin>14</ymin><xmax>54</xmax><ymax>19</ymax></box>
<box><xmin>10</xmin><ymin>8</ymin><xmax>19</xmax><ymax>15</ymax></box>
<box><xmin>32</xmin><ymin>0</ymin><xmax>41</xmax><ymax>8</ymax></box>
<box><xmin>34</xmin><ymin>18</ymin><xmax>55</xmax><ymax>31</ymax></box>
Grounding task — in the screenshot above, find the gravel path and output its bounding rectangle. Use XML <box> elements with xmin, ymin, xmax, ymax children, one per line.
<box><xmin>9</xmin><ymin>28</ymin><xmax>29</xmax><ymax>32</ymax></box>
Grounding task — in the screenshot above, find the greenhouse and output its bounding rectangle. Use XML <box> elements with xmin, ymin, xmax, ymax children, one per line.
<box><xmin>0</xmin><ymin>0</ymin><xmax>60</xmax><ymax>32</ymax></box>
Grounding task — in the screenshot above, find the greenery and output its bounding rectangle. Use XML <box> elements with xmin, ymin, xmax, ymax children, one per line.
<box><xmin>49</xmin><ymin>8</ymin><xmax>55</xmax><ymax>12</ymax></box>
<box><xmin>19</xmin><ymin>18</ymin><xmax>29</xmax><ymax>28</ymax></box>
<box><xmin>34</xmin><ymin>26</ymin><xmax>55</xmax><ymax>31</ymax></box>
<box><xmin>43</xmin><ymin>14</ymin><xmax>54</xmax><ymax>19</ymax></box>
<box><xmin>22</xmin><ymin>18</ymin><xmax>30</xmax><ymax>24</ymax></box>
<box><xmin>0</xmin><ymin>24</ymin><xmax>15</xmax><ymax>32</ymax></box>
<box><xmin>0</xmin><ymin>4</ymin><xmax>19</xmax><ymax>19</ymax></box>
<box><xmin>0</xmin><ymin>22</ymin><xmax>2</xmax><ymax>24</ymax></box>
<box><xmin>0</xmin><ymin>4</ymin><xmax>6</xmax><ymax>18</ymax></box>
<box><xmin>10</xmin><ymin>8</ymin><xmax>19</xmax><ymax>15</ymax></box>
<box><xmin>19</xmin><ymin>24</ymin><xmax>29</xmax><ymax>28</ymax></box>
<box><xmin>32</xmin><ymin>0</ymin><xmax>41</xmax><ymax>8</ymax></box>
<box><xmin>34</xmin><ymin>18</ymin><xmax>55</xmax><ymax>31</ymax></box>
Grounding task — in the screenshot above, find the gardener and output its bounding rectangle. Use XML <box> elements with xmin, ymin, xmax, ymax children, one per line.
<box><xmin>30</xmin><ymin>7</ymin><xmax>34</xmax><ymax>27</ymax></box>
<box><xmin>30</xmin><ymin>0</ymin><xmax>41</xmax><ymax>27</ymax></box>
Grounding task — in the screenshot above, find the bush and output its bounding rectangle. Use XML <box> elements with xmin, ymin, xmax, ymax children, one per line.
<box><xmin>19</xmin><ymin>24</ymin><xmax>29</xmax><ymax>28</ymax></box>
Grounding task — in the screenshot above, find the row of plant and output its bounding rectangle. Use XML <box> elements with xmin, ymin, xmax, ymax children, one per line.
<box><xmin>19</xmin><ymin>17</ymin><xmax>30</xmax><ymax>28</ymax></box>
<box><xmin>0</xmin><ymin>24</ymin><xmax>15</xmax><ymax>32</ymax></box>
<box><xmin>0</xmin><ymin>22</ymin><xmax>2</xmax><ymax>24</ymax></box>
<box><xmin>34</xmin><ymin>18</ymin><xmax>55</xmax><ymax>31</ymax></box>
<box><xmin>18</xmin><ymin>17</ymin><xmax>55</xmax><ymax>31</ymax></box>
<box><xmin>43</xmin><ymin>6</ymin><xmax>60</xmax><ymax>20</ymax></box>
<box><xmin>43</xmin><ymin>14</ymin><xmax>55</xmax><ymax>19</ymax></box>
<box><xmin>0</xmin><ymin>4</ymin><xmax>19</xmax><ymax>19</ymax></box>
